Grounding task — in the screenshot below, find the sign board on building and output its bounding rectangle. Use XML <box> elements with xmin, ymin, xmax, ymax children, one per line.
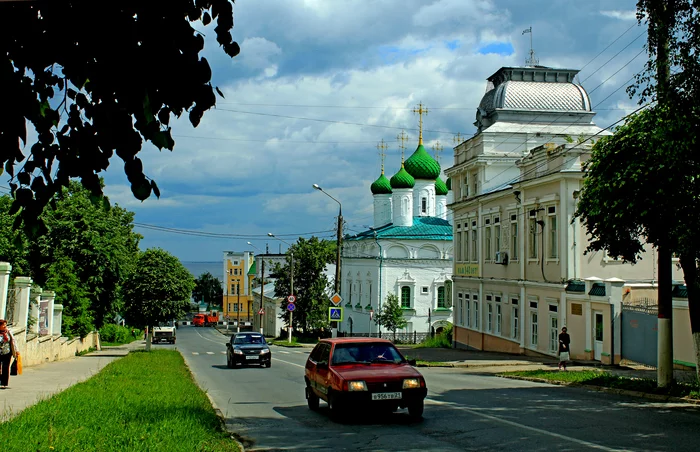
<box><xmin>571</xmin><ymin>303</ymin><xmax>583</xmax><ymax>316</ymax></box>
<box><xmin>328</xmin><ymin>307</ymin><xmax>343</xmax><ymax>321</ymax></box>
<box><xmin>330</xmin><ymin>293</ymin><xmax>342</xmax><ymax>306</ymax></box>
<box><xmin>454</xmin><ymin>263</ymin><xmax>479</xmax><ymax>277</ymax></box>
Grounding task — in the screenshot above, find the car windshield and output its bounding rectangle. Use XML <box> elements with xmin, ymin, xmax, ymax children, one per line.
<box><xmin>234</xmin><ymin>335</ymin><xmax>265</xmax><ymax>345</ymax></box>
<box><xmin>332</xmin><ymin>342</ymin><xmax>405</xmax><ymax>365</ymax></box>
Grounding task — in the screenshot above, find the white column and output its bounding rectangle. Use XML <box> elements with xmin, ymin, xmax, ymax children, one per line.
<box><xmin>0</xmin><ymin>262</ymin><xmax>11</xmax><ymax>320</ymax></box>
<box><xmin>52</xmin><ymin>304</ymin><xmax>63</xmax><ymax>336</ymax></box>
<box><xmin>585</xmin><ymin>300</ymin><xmax>592</xmax><ymax>356</ymax></box>
<box><xmin>519</xmin><ymin>285</ymin><xmax>526</xmax><ymax>348</ymax></box>
<box><xmin>30</xmin><ymin>285</ymin><xmax>42</xmax><ymax>335</ymax></box>
<box><xmin>606</xmin><ymin>278</ymin><xmax>625</xmax><ymax>364</ymax></box>
<box><xmin>42</xmin><ymin>290</ymin><xmax>56</xmax><ymax>337</ymax></box>
<box><xmin>14</xmin><ymin>276</ymin><xmax>32</xmax><ymax>329</ymax></box>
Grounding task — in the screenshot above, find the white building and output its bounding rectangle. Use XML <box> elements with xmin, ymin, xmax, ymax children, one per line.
<box><xmin>341</xmin><ymin>131</ymin><xmax>453</xmax><ymax>334</ymax></box>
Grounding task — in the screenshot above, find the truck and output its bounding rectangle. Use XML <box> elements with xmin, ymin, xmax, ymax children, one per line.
<box><xmin>152</xmin><ymin>321</ymin><xmax>176</xmax><ymax>344</ymax></box>
<box><xmin>192</xmin><ymin>311</ymin><xmax>219</xmax><ymax>327</ymax></box>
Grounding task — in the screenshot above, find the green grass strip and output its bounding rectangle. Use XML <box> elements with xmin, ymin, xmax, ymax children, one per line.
<box><xmin>0</xmin><ymin>350</ymin><xmax>239</xmax><ymax>452</ymax></box>
<box><xmin>500</xmin><ymin>369</ymin><xmax>700</xmax><ymax>399</ymax></box>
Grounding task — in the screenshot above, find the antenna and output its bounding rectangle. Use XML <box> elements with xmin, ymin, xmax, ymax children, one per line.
<box><xmin>522</xmin><ymin>26</ymin><xmax>539</xmax><ymax>66</ymax></box>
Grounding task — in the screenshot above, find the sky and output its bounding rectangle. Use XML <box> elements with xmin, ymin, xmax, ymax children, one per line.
<box><xmin>5</xmin><ymin>0</ymin><xmax>648</xmax><ymax>263</ymax></box>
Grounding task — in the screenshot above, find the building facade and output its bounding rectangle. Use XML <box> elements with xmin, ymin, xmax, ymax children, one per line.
<box><xmin>445</xmin><ymin>65</ymin><xmax>683</xmax><ymax>363</ymax></box>
<box><xmin>222</xmin><ymin>251</ymin><xmax>256</xmax><ymax>326</ymax></box>
<box><xmin>342</xmin><ymin>126</ymin><xmax>453</xmax><ymax>334</ymax></box>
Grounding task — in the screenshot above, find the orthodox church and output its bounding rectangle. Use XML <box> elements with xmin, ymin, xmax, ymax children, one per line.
<box><xmin>340</xmin><ymin>110</ymin><xmax>453</xmax><ymax>335</ymax></box>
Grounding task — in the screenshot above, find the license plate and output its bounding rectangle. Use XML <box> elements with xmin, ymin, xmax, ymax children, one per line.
<box><xmin>372</xmin><ymin>392</ymin><xmax>402</xmax><ymax>401</ymax></box>
<box><xmin>245</xmin><ymin>355</ymin><xmax>259</xmax><ymax>360</ymax></box>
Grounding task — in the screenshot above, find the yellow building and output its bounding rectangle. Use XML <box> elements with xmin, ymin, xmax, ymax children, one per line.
<box><xmin>222</xmin><ymin>251</ymin><xmax>256</xmax><ymax>327</ymax></box>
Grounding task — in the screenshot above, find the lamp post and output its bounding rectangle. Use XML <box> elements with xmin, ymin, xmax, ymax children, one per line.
<box><xmin>247</xmin><ymin>241</ymin><xmax>263</xmax><ymax>333</ymax></box>
<box><xmin>268</xmin><ymin>233</ymin><xmax>294</xmax><ymax>343</ymax></box>
<box><xmin>313</xmin><ymin>183</ymin><xmax>343</xmax><ymax>338</ymax></box>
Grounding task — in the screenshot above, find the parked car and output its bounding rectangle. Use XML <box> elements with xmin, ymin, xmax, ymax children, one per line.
<box><xmin>226</xmin><ymin>332</ymin><xmax>271</xmax><ymax>368</ymax></box>
<box><xmin>304</xmin><ymin>338</ymin><xmax>427</xmax><ymax>419</ymax></box>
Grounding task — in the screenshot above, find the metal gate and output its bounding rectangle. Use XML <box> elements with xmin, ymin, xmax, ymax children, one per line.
<box><xmin>621</xmin><ymin>303</ymin><xmax>658</xmax><ymax>367</ymax></box>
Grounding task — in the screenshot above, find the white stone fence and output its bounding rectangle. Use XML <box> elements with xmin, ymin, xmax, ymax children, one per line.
<box><xmin>0</xmin><ymin>262</ymin><xmax>99</xmax><ymax>367</ymax></box>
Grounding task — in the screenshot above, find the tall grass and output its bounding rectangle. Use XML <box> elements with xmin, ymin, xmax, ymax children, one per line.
<box><xmin>0</xmin><ymin>350</ymin><xmax>239</xmax><ymax>452</ymax></box>
<box><xmin>99</xmin><ymin>324</ymin><xmax>143</xmax><ymax>346</ymax></box>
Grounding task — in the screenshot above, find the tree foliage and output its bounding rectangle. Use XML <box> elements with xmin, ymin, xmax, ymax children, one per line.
<box><xmin>122</xmin><ymin>248</ymin><xmax>195</xmax><ymax>348</ymax></box>
<box><xmin>374</xmin><ymin>293</ymin><xmax>407</xmax><ymax>334</ymax></box>
<box><xmin>192</xmin><ymin>272</ymin><xmax>223</xmax><ymax>309</ymax></box>
<box><xmin>0</xmin><ymin>1</ymin><xmax>240</xmax><ymax>237</ymax></box>
<box><xmin>272</xmin><ymin>237</ymin><xmax>336</xmax><ymax>332</ymax></box>
<box><xmin>0</xmin><ymin>195</ymin><xmax>30</xmax><ymax>277</ymax></box>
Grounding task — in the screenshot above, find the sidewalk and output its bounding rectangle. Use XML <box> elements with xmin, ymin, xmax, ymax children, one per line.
<box><xmin>0</xmin><ymin>340</ymin><xmax>145</xmax><ymax>422</ymax></box>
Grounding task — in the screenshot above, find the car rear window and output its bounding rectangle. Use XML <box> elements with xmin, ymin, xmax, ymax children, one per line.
<box><xmin>332</xmin><ymin>342</ymin><xmax>405</xmax><ymax>365</ymax></box>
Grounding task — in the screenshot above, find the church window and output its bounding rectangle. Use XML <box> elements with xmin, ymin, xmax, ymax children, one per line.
<box><xmin>401</xmin><ymin>286</ymin><xmax>411</xmax><ymax>308</ymax></box>
<box><xmin>437</xmin><ymin>286</ymin><xmax>446</xmax><ymax>308</ymax></box>
<box><xmin>421</xmin><ymin>197</ymin><xmax>427</xmax><ymax>214</ymax></box>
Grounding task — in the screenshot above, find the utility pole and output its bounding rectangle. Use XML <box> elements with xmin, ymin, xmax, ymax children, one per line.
<box><xmin>260</xmin><ymin>258</ymin><xmax>265</xmax><ymax>336</ymax></box>
<box><xmin>236</xmin><ymin>278</ymin><xmax>241</xmax><ymax>333</ymax></box>
<box><xmin>333</xmin><ymin>210</ymin><xmax>343</xmax><ymax>337</ymax></box>
<box><xmin>654</xmin><ymin>1</ymin><xmax>673</xmax><ymax>388</ymax></box>
<box><xmin>288</xmin><ymin>252</ymin><xmax>294</xmax><ymax>343</ymax></box>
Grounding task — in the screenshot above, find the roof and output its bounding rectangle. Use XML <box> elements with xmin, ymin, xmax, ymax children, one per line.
<box><xmin>347</xmin><ymin>216</ymin><xmax>453</xmax><ymax>241</ymax></box>
<box><xmin>565</xmin><ymin>280</ymin><xmax>585</xmax><ymax>293</ymax></box>
<box><xmin>390</xmin><ymin>165</ymin><xmax>415</xmax><ymax>189</ymax></box>
<box><xmin>320</xmin><ymin>337</ymin><xmax>393</xmax><ymax>344</ymax></box>
<box><xmin>370</xmin><ymin>172</ymin><xmax>392</xmax><ymax>194</ymax></box>
<box><xmin>404</xmin><ymin>144</ymin><xmax>441</xmax><ymax>180</ymax></box>
<box><xmin>479</xmin><ymin>81</ymin><xmax>591</xmax><ymax>113</ymax></box>
<box><xmin>251</xmin><ymin>282</ymin><xmax>278</xmax><ymax>297</ymax></box>
<box><xmin>435</xmin><ymin>177</ymin><xmax>448</xmax><ymax>196</ymax></box>
<box><xmin>589</xmin><ymin>282</ymin><xmax>606</xmax><ymax>297</ymax></box>
<box><xmin>672</xmin><ymin>284</ymin><xmax>688</xmax><ymax>298</ymax></box>
<box><xmin>247</xmin><ymin>260</ymin><xmax>256</xmax><ymax>276</ymax></box>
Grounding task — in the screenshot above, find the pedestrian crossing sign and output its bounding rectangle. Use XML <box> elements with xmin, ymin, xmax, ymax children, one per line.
<box><xmin>328</xmin><ymin>307</ymin><xmax>343</xmax><ymax>322</ymax></box>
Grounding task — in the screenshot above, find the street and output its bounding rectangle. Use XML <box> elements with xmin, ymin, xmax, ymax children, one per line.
<box><xmin>175</xmin><ymin>326</ymin><xmax>700</xmax><ymax>452</ymax></box>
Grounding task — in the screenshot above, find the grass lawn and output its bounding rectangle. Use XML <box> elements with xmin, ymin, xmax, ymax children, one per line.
<box><xmin>101</xmin><ymin>337</ymin><xmax>143</xmax><ymax>347</ymax></box>
<box><xmin>500</xmin><ymin>369</ymin><xmax>700</xmax><ymax>399</ymax></box>
<box><xmin>268</xmin><ymin>339</ymin><xmax>304</xmax><ymax>348</ymax></box>
<box><xmin>0</xmin><ymin>350</ymin><xmax>239</xmax><ymax>452</ymax></box>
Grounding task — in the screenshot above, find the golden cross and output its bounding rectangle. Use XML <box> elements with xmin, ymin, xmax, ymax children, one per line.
<box><xmin>412</xmin><ymin>102</ymin><xmax>429</xmax><ymax>145</ymax></box>
<box><xmin>453</xmin><ymin>132</ymin><xmax>464</xmax><ymax>145</ymax></box>
<box><xmin>376</xmin><ymin>139</ymin><xmax>388</xmax><ymax>174</ymax></box>
<box><xmin>396</xmin><ymin>130</ymin><xmax>409</xmax><ymax>162</ymax></box>
<box><xmin>432</xmin><ymin>140</ymin><xmax>444</xmax><ymax>163</ymax></box>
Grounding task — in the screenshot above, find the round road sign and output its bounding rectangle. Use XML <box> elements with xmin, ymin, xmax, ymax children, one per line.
<box><xmin>287</xmin><ymin>295</ymin><xmax>296</xmax><ymax>303</ymax></box>
<box><xmin>287</xmin><ymin>303</ymin><xmax>296</xmax><ymax>312</ymax></box>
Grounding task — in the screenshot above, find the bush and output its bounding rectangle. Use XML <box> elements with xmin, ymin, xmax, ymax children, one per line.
<box><xmin>99</xmin><ymin>324</ymin><xmax>141</xmax><ymax>344</ymax></box>
<box><xmin>418</xmin><ymin>324</ymin><xmax>453</xmax><ymax>349</ymax></box>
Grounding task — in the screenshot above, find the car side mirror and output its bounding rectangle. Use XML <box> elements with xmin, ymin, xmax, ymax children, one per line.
<box><xmin>225</xmin><ymin>342</ymin><xmax>231</xmax><ymax>347</ymax></box>
<box><xmin>408</xmin><ymin>359</ymin><xmax>417</xmax><ymax>366</ymax></box>
<box><xmin>317</xmin><ymin>361</ymin><xmax>328</xmax><ymax>369</ymax></box>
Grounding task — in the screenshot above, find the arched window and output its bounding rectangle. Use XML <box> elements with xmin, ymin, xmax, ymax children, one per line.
<box><xmin>401</xmin><ymin>286</ymin><xmax>411</xmax><ymax>308</ymax></box>
<box><xmin>437</xmin><ymin>286</ymin><xmax>446</xmax><ymax>308</ymax></box>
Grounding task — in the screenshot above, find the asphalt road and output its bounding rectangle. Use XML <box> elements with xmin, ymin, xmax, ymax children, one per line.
<box><xmin>176</xmin><ymin>326</ymin><xmax>700</xmax><ymax>452</ymax></box>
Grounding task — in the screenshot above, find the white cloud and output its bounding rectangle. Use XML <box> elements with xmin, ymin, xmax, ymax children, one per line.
<box><xmin>600</xmin><ymin>10</ymin><xmax>637</xmax><ymax>21</ymax></box>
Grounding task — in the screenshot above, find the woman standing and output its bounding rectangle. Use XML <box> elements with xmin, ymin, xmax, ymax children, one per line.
<box><xmin>0</xmin><ymin>319</ymin><xmax>18</xmax><ymax>388</ymax></box>
<box><xmin>558</xmin><ymin>326</ymin><xmax>571</xmax><ymax>371</ymax></box>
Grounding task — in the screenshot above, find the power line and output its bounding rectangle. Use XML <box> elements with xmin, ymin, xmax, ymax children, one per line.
<box><xmin>133</xmin><ymin>222</ymin><xmax>335</xmax><ymax>239</ymax></box>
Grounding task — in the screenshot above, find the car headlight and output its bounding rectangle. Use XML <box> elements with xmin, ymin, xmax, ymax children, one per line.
<box><xmin>403</xmin><ymin>378</ymin><xmax>421</xmax><ymax>389</ymax></box>
<box><xmin>233</xmin><ymin>349</ymin><xmax>244</xmax><ymax>355</ymax></box>
<box><xmin>348</xmin><ymin>381</ymin><xmax>368</xmax><ymax>392</ymax></box>
<box><xmin>260</xmin><ymin>348</ymin><xmax>270</xmax><ymax>354</ymax></box>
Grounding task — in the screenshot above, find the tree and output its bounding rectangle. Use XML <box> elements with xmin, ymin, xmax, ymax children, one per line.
<box><xmin>0</xmin><ymin>1</ymin><xmax>240</xmax><ymax>237</ymax></box>
<box><xmin>272</xmin><ymin>237</ymin><xmax>336</xmax><ymax>333</ymax></box>
<box><xmin>575</xmin><ymin>0</ymin><xmax>700</xmax><ymax>381</ymax></box>
<box><xmin>0</xmin><ymin>195</ymin><xmax>30</xmax><ymax>277</ymax></box>
<box><xmin>374</xmin><ymin>294</ymin><xmax>407</xmax><ymax>337</ymax></box>
<box><xmin>30</xmin><ymin>181</ymin><xmax>142</xmax><ymax>329</ymax></box>
<box><xmin>45</xmin><ymin>259</ymin><xmax>92</xmax><ymax>338</ymax></box>
<box><xmin>192</xmin><ymin>272</ymin><xmax>223</xmax><ymax>310</ymax></box>
<box><xmin>122</xmin><ymin>248</ymin><xmax>195</xmax><ymax>351</ymax></box>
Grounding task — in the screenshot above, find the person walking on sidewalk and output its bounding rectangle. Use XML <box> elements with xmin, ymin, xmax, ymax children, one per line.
<box><xmin>558</xmin><ymin>326</ymin><xmax>571</xmax><ymax>371</ymax></box>
<box><xmin>0</xmin><ymin>319</ymin><xmax>18</xmax><ymax>388</ymax></box>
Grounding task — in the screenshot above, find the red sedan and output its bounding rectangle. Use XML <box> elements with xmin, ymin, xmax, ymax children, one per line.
<box><xmin>304</xmin><ymin>338</ymin><xmax>427</xmax><ymax>420</ymax></box>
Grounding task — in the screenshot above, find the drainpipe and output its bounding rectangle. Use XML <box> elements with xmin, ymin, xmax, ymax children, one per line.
<box><xmin>375</xmin><ymin>232</ymin><xmax>383</xmax><ymax>336</ymax></box>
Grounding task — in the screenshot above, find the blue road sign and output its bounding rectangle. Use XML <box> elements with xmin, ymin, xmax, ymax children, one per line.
<box><xmin>287</xmin><ymin>303</ymin><xmax>296</xmax><ymax>312</ymax></box>
<box><xmin>328</xmin><ymin>307</ymin><xmax>343</xmax><ymax>321</ymax></box>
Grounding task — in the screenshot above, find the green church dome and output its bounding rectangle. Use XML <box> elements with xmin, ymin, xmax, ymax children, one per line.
<box><xmin>390</xmin><ymin>165</ymin><xmax>415</xmax><ymax>189</ymax></box>
<box><xmin>370</xmin><ymin>172</ymin><xmax>392</xmax><ymax>194</ymax></box>
<box><xmin>404</xmin><ymin>144</ymin><xmax>441</xmax><ymax>180</ymax></box>
<box><xmin>435</xmin><ymin>177</ymin><xmax>448</xmax><ymax>196</ymax></box>
<box><xmin>446</xmin><ymin>177</ymin><xmax>452</xmax><ymax>190</ymax></box>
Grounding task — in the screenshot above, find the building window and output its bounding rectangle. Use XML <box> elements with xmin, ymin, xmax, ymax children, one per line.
<box><xmin>511</xmin><ymin>218</ymin><xmax>518</xmax><ymax>260</ymax></box>
<box><xmin>548</xmin><ymin>210</ymin><xmax>558</xmax><ymax>259</ymax></box>
<box><xmin>233</xmin><ymin>260</ymin><xmax>239</xmax><ymax>266</ymax></box>
<box><xmin>233</xmin><ymin>303</ymin><xmax>238</xmax><ymax>312</ymax></box>
<box><xmin>421</xmin><ymin>286</ymin><xmax>429</xmax><ymax>294</ymax></box>
<box><xmin>487</xmin><ymin>304</ymin><xmax>493</xmax><ymax>332</ymax></box>
<box><xmin>421</xmin><ymin>197</ymin><xmax>427</xmax><ymax>214</ymax></box>
<box><xmin>230</xmin><ymin>284</ymin><xmax>236</xmax><ymax>295</ymax></box>
<box><xmin>496</xmin><ymin>305</ymin><xmax>502</xmax><ymax>335</ymax></box>
<box><xmin>529</xmin><ymin>216</ymin><xmax>538</xmax><ymax>259</ymax></box>
<box><xmin>530</xmin><ymin>311</ymin><xmax>538</xmax><ymax>347</ymax></box>
<box><xmin>495</xmin><ymin>219</ymin><xmax>501</xmax><ymax>258</ymax></box>
<box><xmin>463</xmin><ymin>228</ymin><xmax>469</xmax><ymax>262</ymax></box>
<box><xmin>437</xmin><ymin>286</ymin><xmax>446</xmax><ymax>308</ymax></box>
<box><xmin>466</xmin><ymin>297</ymin><xmax>471</xmax><ymax>327</ymax></box>
<box><xmin>228</xmin><ymin>303</ymin><xmax>231</xmax><ymax>312</ymax></box>
<box><xmin>485</xmin><ymin>222</ymin><xmax>492</xmax><ymax>262</ymax></box>
<box><xmin>463</xmin><ymin>175</ymin><xmax>469</xmax><ymax>197</ymax></box>
<box><xmin>455</xmin><ymin>224</ymin><xmax>462</xmax><ymax>261</ymax></box>
<box><xmin>474</xmin><ymin>299</ymin><xmax>480</xmax><ymax>329</ymax></box>
<box><xmin>457</xmin><ymin>293</ymin><xmax>463</xmax><ymax>325</ymax></box>
<box><xmin>549</xmin><ymin>316</ymin><xmax>558</xmax><ymax>353</ymax></box>
<box><xmin>401</xmin><ymin>286</ymin><xmax>411</xmax><ymax>308</ymax></box>
<box><xmin>512</xmin><ymin>307</ymin><xmax>519</xmax><ymax>339</ymax></box>
<box><xmin>471</xmin><ymin>172</ymin><xmax>477</xmax><ymax>196</ymax></box>
<box><xmin>348</xmin><ymin>280</ymin><xmax>352</xmax><ymax>305</ymax></box>
<box><xmin>471</xmin><ymin>221</ymin><xmax>477</xmax><ymax>261</ymax></box>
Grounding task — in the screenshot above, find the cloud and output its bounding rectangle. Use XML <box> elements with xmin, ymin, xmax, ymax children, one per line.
<box><xmin>600</xmin><ymin>10</ymin><xmax>637</xmax><ymax>21</ymax></box>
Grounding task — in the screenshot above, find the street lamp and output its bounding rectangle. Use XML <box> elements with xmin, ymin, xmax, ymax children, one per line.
<box><xmin>246</xmin><ymin>241</ymin><xmax>264</xmax><ymax>334</ymax></box>
<box><xmin>268</xmin><ymin>233</ymin><xmax>295</xmax><ymax>343</ymax></box>
<box><xmin>313</xmin><ymin>183</ymin><xmax>343</xmax><ymax>338</ymax></box>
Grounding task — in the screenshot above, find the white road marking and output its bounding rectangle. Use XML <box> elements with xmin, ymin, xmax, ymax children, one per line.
<box><xmin>194</xmin><ymin>329</ymin><xmax>228</xmax><ymax>345</ymax></box>
<box><xmin>221</xmin><ymin>351</ymin><xmax>227</xmax><ymax>354</ymax></box>
<box><xmin>272</xmin><ymin>357</ymin><xmax>305</xmax><ymax>369</ymax></box>
<box><xmin>425</xmin><ymin>399</ymin><xmax>625</xmax><ymax>451</ymax></box>
<box><xmin>278</xmin><ymin>351</ymin><xmax>290</xmax><ymax>354</ymax></box>
<box><xmin>192</xmin><ymin>352</ymin><xmax>200</xmax><ymax>355</ymax></box>
<box><xmin>206</xmin><ymin>352</ymin><xmax>215</xmax><ymax>355</ymax></box>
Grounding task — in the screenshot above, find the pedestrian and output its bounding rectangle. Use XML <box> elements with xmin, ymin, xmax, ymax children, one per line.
<box><xmin>0</xmin><ymin>319</ymin><xmax>18</xmax><ymax>389</ymax></box>
<box><xmin>558</xmin><ymin>326</ymin><xmax>571</xmax><ymax>371</ymax></box>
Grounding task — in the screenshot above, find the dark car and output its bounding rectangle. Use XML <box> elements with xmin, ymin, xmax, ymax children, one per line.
<box><xmin>304</xmin><ymin>338</ymin><xmax>427</xmax><ymax>419</ymax></box>
<box><xmin>226</xmin><ymin>332</ymin><xmax>271</xmax><ymax>368</ymax></box>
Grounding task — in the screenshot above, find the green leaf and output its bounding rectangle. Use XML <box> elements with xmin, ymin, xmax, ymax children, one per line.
<box><xmin>215</xmin><ymin>86</ymin><xmax>225</xmax><ymax>99</ymax></box>
<box><xmin>151</xmin><ymin>180</ymin><xmax>161</xmax><ymax>198</ymax></box>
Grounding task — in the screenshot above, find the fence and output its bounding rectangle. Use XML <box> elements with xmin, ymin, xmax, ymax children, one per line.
<box><xmin>5</xmin><ymin>287</ymin><xmax>18</xmax><ymax>326</ymax></box>
<box><xmin>338</xmin><ymin>331</ymin><xmax>433</xmax><ymax>344</ymax></box>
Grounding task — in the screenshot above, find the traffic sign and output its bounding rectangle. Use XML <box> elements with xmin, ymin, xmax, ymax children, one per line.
<box><xmin>287</xmin><ymin>303</ymin><xmax>296</xmax><ymax>312</ymax></box>
<box><xmin>287</xmin><ymin>295</ymin><xmax>296</xmax><ymax>303</ymax></box>
<box><xmin>330</xmin><ymin>293</ymin><xmax>342</xmax><ymax>306</ymax></box>
<box><xmin>258</xmin><ymin>308</ymin><xmax>264</xmax><ymax>315</ymax></box>
<box><xmin>328</xmin><ymin>307</ymin><xmax>343</xmax><ymax>322</ymax></box>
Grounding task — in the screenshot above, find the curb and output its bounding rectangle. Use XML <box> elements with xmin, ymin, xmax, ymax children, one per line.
<box><xmin>204</xmin><ymin>392</ymin><xmax>248</xmax><ymax>452</ymax></box>
<box><xmin>499</xmin><ymin>375</ymin><xmax>700</xmax><ymax>405</ymax></box>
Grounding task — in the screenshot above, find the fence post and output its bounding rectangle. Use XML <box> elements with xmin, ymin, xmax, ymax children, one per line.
<box><xmin>414</xmin><ymin>331</ymin><xmax>417</xmax><ymax>344</ymax></box>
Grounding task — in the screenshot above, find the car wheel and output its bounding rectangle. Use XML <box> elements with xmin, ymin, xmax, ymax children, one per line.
<box><xmin>265</xmin><ymin>361</ymin><xmax>271</xmax><ymax>368</ymax></box>
<box><xmin>407</xmin><ymin>401</ymin><xmax>424</xmax><ymax>419</ymax></box>
<box><xmin>328</xmin><ymin>391</ymin><xmax>344</xmax><ymax>421</ymax></box>
<box><xmin>306</xmin><ymin>387</ymin><xmax>319</xmax><ymax>411</ymax></box>
<box><xmin>226</xmin><ymin>355</ymin><xmax>233</xmax><ymax>369</ymax></box>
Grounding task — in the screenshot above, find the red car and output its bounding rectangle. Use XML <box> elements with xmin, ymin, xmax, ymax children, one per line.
<box><xmin>305</xmin><ymin>338</ymin><xmax>427</xmax><ymax>419</ymax></box>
